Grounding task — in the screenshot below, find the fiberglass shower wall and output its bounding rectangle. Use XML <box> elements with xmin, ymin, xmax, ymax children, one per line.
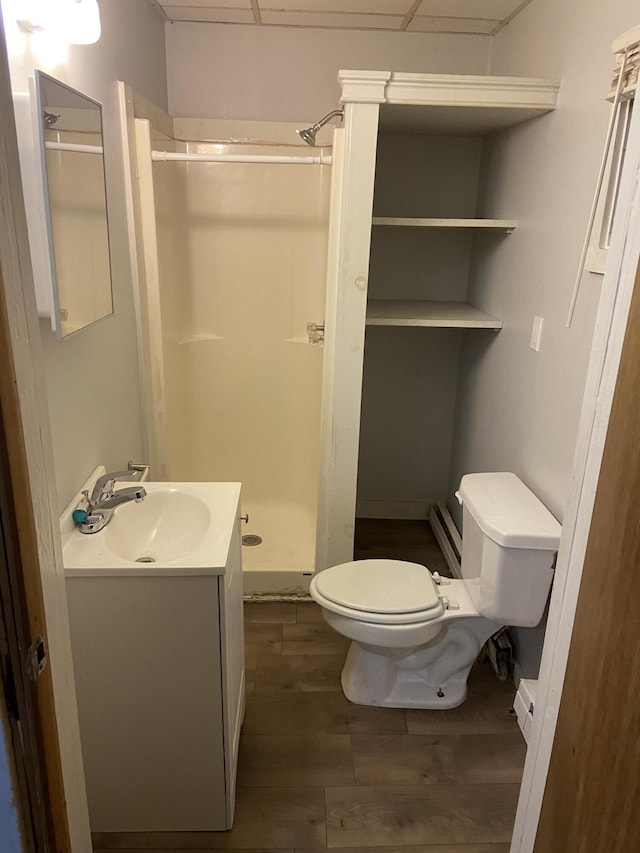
<box><xmin>138</xmin><ymin>123</ymin><xmax>331</xmax><ymax>574</ymax></box>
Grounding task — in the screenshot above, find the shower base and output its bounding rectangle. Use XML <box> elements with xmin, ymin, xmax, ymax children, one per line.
<box><xmin>241</xmin><ymin>500</ymin><xmax>316</xmax><ymax>595</ymax></box>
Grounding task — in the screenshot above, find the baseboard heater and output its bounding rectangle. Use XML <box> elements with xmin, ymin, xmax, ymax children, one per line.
<box><xmin>428</xmin><ymin>501</ymin><xmax>462</xmax><ymax>578</ymax></box>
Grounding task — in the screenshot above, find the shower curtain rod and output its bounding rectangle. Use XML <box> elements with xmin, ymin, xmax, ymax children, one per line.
<box><xmin>151</xmin><ymin>150</ymin><xmax>333</xmax><ymax>166</ymax></box>
<box><xmin>45</xmin><ymin>141</ymin><xmax>103</xmax><ymax>154</ymax></box>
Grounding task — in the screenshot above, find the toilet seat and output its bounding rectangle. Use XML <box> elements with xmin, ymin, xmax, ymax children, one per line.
<box><xmin>311</xmin><ymin>559</ymin><xmax>444</xmax><ymax>626</ymax></box>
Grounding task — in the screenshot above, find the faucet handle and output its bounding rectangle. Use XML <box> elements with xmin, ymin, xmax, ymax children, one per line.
<box><xmin>91</xmin><ymin>470</ymin><xmax>132</xmax><ymax>504</ymax></box>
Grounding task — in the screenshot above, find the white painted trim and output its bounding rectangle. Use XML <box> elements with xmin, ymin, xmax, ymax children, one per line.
<box><xmin>384</xmin><ymin>71</ymin><xmax>559</xmax><ymax>109</ymax></box>
<box><xmin>511</xmin><ymin>84</ymin><xmax>640</xmax><ymax>853</ymax></box>
<box><xmin>315</xmin><ymin>128</ymin><xmax>344</xmax><ymax>572</ymax></box>
<box><xmin>315</xmin><ymin>103</ymin><xmax>381</xmax><ymax>570</ymax></box>
<box><xmin>338</xmin><ymin>70</ymin><xmax>391</xmax><ymax>104</ymax></box>
<box><xmin>118</xmin><ymin>83</ymin><xmax>152</xmax><ymax>471</ymax></box>
<box><xmin>339</xmin><ymin>70</ymin><xmax>559</xmax><ymax>112</ymax></box>
<box><xmin>131</xmin><ymin>118</ymin><xmax>169</xmax><ymax>481</ymax></box>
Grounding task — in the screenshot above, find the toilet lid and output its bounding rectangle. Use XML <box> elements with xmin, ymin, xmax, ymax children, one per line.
<box><xmin>314</xmin><ymin>560</ymin><xmax>441</xmax><ymax>616</ymax></box>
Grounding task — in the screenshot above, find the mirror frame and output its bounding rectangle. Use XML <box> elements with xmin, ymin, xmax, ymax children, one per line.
<box><xmin>34</xmin><ymin>71</ymin><xmax>114</xmax><ymax>341</ymax></box>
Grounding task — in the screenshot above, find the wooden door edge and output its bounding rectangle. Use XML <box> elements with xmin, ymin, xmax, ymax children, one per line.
<box><xmin>0</xmin><ymin>262</ymin><xmax>71</xmax><ymax>851</ymax></box>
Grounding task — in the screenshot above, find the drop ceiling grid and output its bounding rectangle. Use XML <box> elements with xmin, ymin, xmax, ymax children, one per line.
<box><xmin>157</xmin><ymin>0</ymin><xmax>533</xmax><ymax>35</ymax></box>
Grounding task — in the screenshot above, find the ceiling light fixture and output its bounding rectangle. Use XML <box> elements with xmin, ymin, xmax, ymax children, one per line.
<box><xmin>16</xmin><ymin>0</ymin><xmax>101</xmax><ymax>46</ymax></box>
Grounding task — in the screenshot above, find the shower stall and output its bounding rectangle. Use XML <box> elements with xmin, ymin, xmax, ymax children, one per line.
<box><xmin>132</xmin><ymin>118</ymin><xmax>334</xmax><ymax>591</ymax></box>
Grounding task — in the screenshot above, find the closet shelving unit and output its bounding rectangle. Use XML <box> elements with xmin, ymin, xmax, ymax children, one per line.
<box><xmin>318</xmin><ymin>70</ymin><xmax>560</xmax><ymax>569</ymax></box>
<box><xmin>369</xmin><ymin>212</ymin><xmax>518</xmax><ymax>329</ymax></box>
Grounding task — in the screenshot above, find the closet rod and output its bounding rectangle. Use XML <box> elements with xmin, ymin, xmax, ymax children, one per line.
<box><xmin>151</xmin><ymin>150</ymin><xmax>332</xmax><ymax>166</ymax></box>
<box><xmin>45</xmin><ymin>141</ymin><xmax>103</xmax><ymax>155</ymax></box>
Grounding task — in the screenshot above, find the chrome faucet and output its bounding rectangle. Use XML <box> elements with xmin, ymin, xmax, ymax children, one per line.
<box><xmin>74</xmin><ymin>469</ymin><xmax>147</xmax><ymax>534</ymax></box>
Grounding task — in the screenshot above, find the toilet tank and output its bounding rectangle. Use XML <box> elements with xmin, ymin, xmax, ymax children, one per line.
<box><xmin>458</xmin><ymin>473</ymin><xmax>561</xmax><ymax>627</ymax></box>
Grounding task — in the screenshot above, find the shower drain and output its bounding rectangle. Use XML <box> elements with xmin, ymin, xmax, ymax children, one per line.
<box><xmin>135</xmin><ymin>556</ymin><xmax>156</xmax><ymax>563</ymax></box>
<box><xmin>242</xmin><ymin>534</ymin><xmax>263</xmax><ymax>547</ymax></box>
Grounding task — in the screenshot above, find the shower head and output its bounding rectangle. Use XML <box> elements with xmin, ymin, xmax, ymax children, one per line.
<box><xmin>297</xmin><ymin>109</ymin><xmax>344</xmax><ymax>146</ymax></box>
<box><xmin>43</xmin><ymin>110</ymin><xmax>60</xmax><ymax>128</ymax></box>
<box><xmin>298</xmin><ymin>126</ymin><xmax>318</xmax><ymax>146</ymax></box>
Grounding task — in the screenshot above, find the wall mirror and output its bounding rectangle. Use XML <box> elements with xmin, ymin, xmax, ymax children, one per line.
<box><xmin>35</xmin><ymin>71</ymin><xmax>113</xmax><ymax>340</ymax></box>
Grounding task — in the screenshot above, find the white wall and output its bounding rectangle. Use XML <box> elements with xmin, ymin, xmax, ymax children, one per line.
<box><xmin>166</xmin><ymin>22</ymin><xmax>491</xmax><ymax>121</ymax></box>
<box><xmin>451</xmin><ymin>0</ymin><xmax>640</xmax><ymax>521</ymax></box>
<box><xmin>448</xmin><ymin>0</ymin><xmax>640</xmax><ymax>676</ymax></box>
<box><xmin>2</xmin><ymin>0</ymin><xmax>167</xmax><ymax>511</ymax></box>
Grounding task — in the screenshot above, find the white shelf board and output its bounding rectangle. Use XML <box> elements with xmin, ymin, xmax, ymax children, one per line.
<box><xmin>372</xmin><ymin>217</ymin><xmax>517</xmax><ymax>230</ymax></box>
<box><xmin>366</xmin><ymin>300</ymin><xmax>503</xmax><ymax>330</ymax></box>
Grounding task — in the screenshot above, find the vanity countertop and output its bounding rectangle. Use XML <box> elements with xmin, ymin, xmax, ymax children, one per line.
<box><xmin>62</xmin><ymin>468</ymin><xmax>241</xmax><ymax>577</ymax></box>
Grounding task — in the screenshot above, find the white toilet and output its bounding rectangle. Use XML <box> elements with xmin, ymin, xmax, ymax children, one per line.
<box><xmin>310</xmin><ymin>472</ymin><xmax>561</xmax><ymax>709</ymax></box>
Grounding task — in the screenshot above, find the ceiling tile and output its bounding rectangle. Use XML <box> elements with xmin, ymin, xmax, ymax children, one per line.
<box><xmin>408</xmin><ymin>15</ymin><xmax>498</xmax><ymax>33</ymax></box>
<box><xmin>416</xmin><ymin>0</ymin><xmax>522</xmax><ymax>18</ymax></box>
<box><xmin>260</xmin><ymin>11</ymin><xmax>405</xmax><ymax>29</ymax></box>
<box><xmin>258</xmin><ymin>0</ymin><xmax>414</xmax><ymax>12</ymax></box>
<box><xmin>157</xmin><ymin>0</ymin><xmax>531</xmax><ymax>31</ymax></box>
<box><xmin>162</xmin><ymin>6</ymin><xmax>256</xmax><ymax>22</ymax></box>
<box><xmin>159</xmin><ymin>0</ymin><xmax>252</xmax><ymax>8</ymax></box>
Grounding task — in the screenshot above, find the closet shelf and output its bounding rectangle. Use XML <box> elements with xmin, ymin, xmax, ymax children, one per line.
<box><xmin>372</xmin><ymin>217</ymin><xmax>517</xmax><ymax>231</ymax></box>
<box><xmin>366</xmin><ymin>300</ymin><xmax>503</xmax><ymax>330</ymax></box>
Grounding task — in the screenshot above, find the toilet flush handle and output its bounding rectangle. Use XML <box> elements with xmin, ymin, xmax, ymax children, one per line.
<box><xmin>455</xmin><ymin>490</ymin><xmax>462</xmax><ymax>505</ymax></box>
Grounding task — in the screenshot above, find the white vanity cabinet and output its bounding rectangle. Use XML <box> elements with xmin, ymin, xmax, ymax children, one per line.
<box><xmin>65</xmin><ymin>485</ymin><xmax>244</xmax><ymax>833</ymax></box>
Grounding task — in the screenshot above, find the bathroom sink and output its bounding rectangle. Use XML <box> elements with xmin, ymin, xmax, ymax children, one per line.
<box><xmin>62</xmin><ymin>475</ymin><xmax>242</xmax><ymax>576</ymax></box>
<box><xmin>104</xmin><ymin>489</ymin><xmax>211</xmax><ymax>563</ymax></box>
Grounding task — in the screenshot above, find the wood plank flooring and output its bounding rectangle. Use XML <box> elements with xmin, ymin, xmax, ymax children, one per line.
<box><xmin>354</xmin><ymin>520</ymin><xmax>452</xmax><ymax>575</ymax></box>
<box><xmin>94</xmin><ymin>598</ymin><xmax>524</xmax><ymax>853</ymax></box>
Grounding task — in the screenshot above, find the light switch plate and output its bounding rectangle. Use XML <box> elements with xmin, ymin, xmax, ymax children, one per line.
<box><xmin>530</xmin><ymin>316</ymin><xmax>544</xmax><ymax>352</ymax></box>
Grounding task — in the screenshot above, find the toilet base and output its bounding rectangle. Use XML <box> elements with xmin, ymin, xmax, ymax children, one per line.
<box><xmin>339</xmin><ymin>615</ymin><xmax>499</xmax><ymax>709</ymax></box>
<box><xmin>341</xmin><ymin>642</ymin><xmax>467</xmax><ymax>709</ymax></box>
